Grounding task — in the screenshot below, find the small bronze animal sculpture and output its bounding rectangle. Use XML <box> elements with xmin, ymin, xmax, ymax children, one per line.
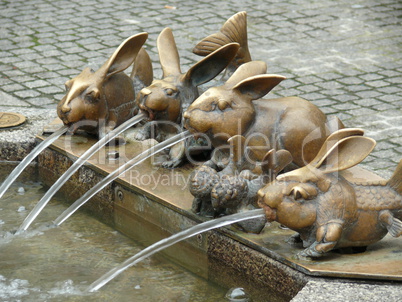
<box><xmin>211</xmin><ymin>141</ymin><xmax>293</xmax><ymax>233</ymax></box>
<box><xmin>135</xmin><ymin>27</ymin><xmax>239</xmax><ymax>167</ymax></box>
<box><xmin>183</xmin><ymin>60</ymin><xmax>344</xmax><ymax>168</ymax></box>
<box><xmin>57</xmin><ymin>33</ymin><xmax>152</xmax><ymax>139</ymax></box>
<box><xmin>211</xmin><ymin>144</ymin><xmax>293</xmax><ymax>212</ymax></box>
<box><xmin>189</xmin><ymin>135</ymin><xmax>250</xmax><ymax>217</ymax></box>
<box><xmin>193</xmin><ymin>11</ymin><xmax>251</xmax><ymax>77</ymax></box>
<box><xmin>257</xmin><ymin>128</ymin><xmax>402</xmax><ymax>258</ymax></box>
<box><xmin>189</xmin><ymin>135</ymin><xmax>292</xmax><ymax>233</ymax></box>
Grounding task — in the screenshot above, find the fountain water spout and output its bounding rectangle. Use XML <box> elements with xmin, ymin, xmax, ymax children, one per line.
<box><xmin>87</xmin><ymin>208</ymin><xmax>265</xmax><ymax>292</ymax></box>
<box><xmin>0</xmin><ymin>125</ymin><xmax>68</xmax><ymax>199</ymax></box>
<box><xmin>17</xmin><ymin>112</ymin><xmax>147</xmax><ymax>232</ymax></box>
<box><xmin>52</xmin><ymin>130</ymin><xmax>192</xmax><ymax>226</ymax></box>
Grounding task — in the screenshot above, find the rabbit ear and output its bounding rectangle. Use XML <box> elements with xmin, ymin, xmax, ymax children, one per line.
<box><xmin>157</xmin><ymin>27</ymin><xmax>181</xmax><ymax>77</ymax></box>
<box><xmin>273</xmin><ymin>150</ymin><xmax>293</xmax><ymax>174</ymax></box>
<box><xmin>100</xmin><ymin>32</ymin><xmax>148</xmax><ymax>79</ymax></box>
<box><xmin>182</xmin><ymin>43</ymin><xmax>239</xmax><ymax>87</ymax></box>
<box><xmin>246</xmin><ymin>145</ymin><xmax>271</xmax><ymax>161</ymax></box>
<box><xmin>225</xmin><ymin>61</ymin><xmax>267</xmax><ymax>88</ymax></box>
<box><xmin>228</xmin><ymin>135</ymin><xmax>246</xmax><ymax>163</ymax></box>
<box><xmin>130</xmin><ymin>47</ymin><xmax>154</xmax><ymax>88</ymax></box>
<box><xmin>232</xmin><ymin>74</ymin><xmax>286</xmax><ymax>101</ymax></box>
<box><xmin>261</xmin><ymin>149</ymin><xmax>292</xmax><ymax>175</ymax></box>
<box><xmin>260</xmin><ymin>149</ymin><xmax>275</xmax><ymax>173</ymax></box>
<box><xmin>313</xmin><ymin>136</ymin><xmax>376</xmax><ymax>174</ymax></box>
<box><xmin>309</xmin><ymin>128</ymin><xmax>365</xmax><ymax>167</ymax></box>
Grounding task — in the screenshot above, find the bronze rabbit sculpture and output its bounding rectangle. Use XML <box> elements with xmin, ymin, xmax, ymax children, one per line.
<box><xmin>183</xmin><ymin>60</ymin><xmax>344</xmax><ymax>169</ymax></box>
<box><xmin>57</xmin><ymin>33</ymin><xmax>152</xmax><ymax>139</ymax></box>
<box><xmin>257</xmin><ymin>128</ymin><xmax>402</xmax><ymax>258</ymax></box>
<box><xmin>135</xmin><ymin>27</ymin><xmax>239</xmax><ymax>167</ymax></box>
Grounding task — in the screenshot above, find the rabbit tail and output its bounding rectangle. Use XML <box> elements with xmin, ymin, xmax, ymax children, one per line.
<box><xmin>388</xmin><ymin>159</ymin><xmax>402</xmax><ymax>195</ymax></box>
<box><xmin>130</xmin><ymin>47</ymin><xmax>153</xmax><ymax>92</ymax></box>
<box><xmin>193</xmin><ymin>11</ymin><xmax>251</xmax><ymax>74</ymax></box>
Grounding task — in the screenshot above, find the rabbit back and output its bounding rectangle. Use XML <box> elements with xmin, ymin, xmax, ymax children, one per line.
<box><xmin>245</xmin><ymin>97</ymin><xmax>330</xmax><ymax>166</ymax></box>
<box><xmin>355</xmin><ymin>183</ymin><xmax>402</xmax><ymax>211</ymax></box>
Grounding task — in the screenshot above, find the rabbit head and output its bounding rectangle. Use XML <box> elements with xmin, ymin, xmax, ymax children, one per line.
<box><xmin>137</xmin><ymin>27</ymin><xmax>239</xmax><ymax>124</ymax></box>
<box><xmin>243</xmin><ymin>147</ymin><xmax>293</xmax><ymax>180</ymax></box>
<box><xmin>257</xmin><ymin>128</ymin><xmax>376</xmax><ymax>230</ymax></box>
<box><xmin>183</xmin><ymin>61</ymin><xmax>285</xmax><ymax>146</ymax></box>
<box><xmin>57</xmin><ymin>33</ymin><xmax>148</xmax><ymax>135</ymax></box>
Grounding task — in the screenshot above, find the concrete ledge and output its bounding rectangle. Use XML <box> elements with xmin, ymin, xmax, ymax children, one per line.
<box><xmin>34</xmin><ymin>132</ymin><xmax>401</xmax><ymax>301</ymax></box>
<box><xmin>36</xmin><ymin>136</ymin><xmax>308</xmax><ymax>301</ymax></box>
<box><xmin>0</xmin><ymin>103</ymin><xmax>56</xmax><ymax>161</ymax></box>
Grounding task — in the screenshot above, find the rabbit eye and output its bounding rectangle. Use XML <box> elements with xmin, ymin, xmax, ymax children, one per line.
<box><xmin>210</xmin><ymin>102</ymin><xmax>217</xmax><ymax>111</ymax></box>
<box><xmin>218</xmin><ymin>100</ymin><xmax>230</xmax><ymax>111</ymax></box>
<box><xmin>291</xmin><ymin>187</ymin><xmax>306</xmax><ymax>200</ymax></box>
<box><xmin>289</xmin><ymin>184</ymin><xmax>317</xmax><ymax>201</ymax></box>
<box><xmin>165</xmin><ymin>88</ymin><xmax>176</xmax><ymax>96</ymax></box>
<box><xmin>86</xmin><ymin>89</ymin><xmax>100</xmax><ymax>103</ymax></box>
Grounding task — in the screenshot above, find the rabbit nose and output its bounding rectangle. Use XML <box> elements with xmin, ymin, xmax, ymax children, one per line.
<box><xmin>183</xmin><ymin>111</ymin><xmax>190</xmax><ymax>119</ymax></box>
<box><xmin>141</xmin><ymin>88</ymin><xmax>152</xmax><ymax>96</ymax></box>
<box><xmin>61</xmin><ymin>103</ymin><xmax>71</xmax><ymax>113</ymax></box>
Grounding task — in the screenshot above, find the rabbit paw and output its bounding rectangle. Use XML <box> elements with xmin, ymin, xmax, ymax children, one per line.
<box><xmin>162</xmin><ymin>158</ymin><xmax>182</xmax><ymax>169</ymax></box>
<box><xmin>298</xmin><ymin>242</ymin><xmax>324</xmax><ymax>259</ymax></box>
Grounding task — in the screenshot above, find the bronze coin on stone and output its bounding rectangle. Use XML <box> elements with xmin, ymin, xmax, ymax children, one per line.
<box><xmin>0</xmin><ymin>112</ymin><xmax>26</xmax><ymax>128</ymax></box>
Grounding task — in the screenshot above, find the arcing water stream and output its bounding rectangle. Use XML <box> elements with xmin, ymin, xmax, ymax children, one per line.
<box><xmin>87</xmin><ymin>208</ymin><xmax>266</xmax><ymax>292</ymax></box>
<box><xmin>0</xmin><ymin>176</ymin><xmax>227</xmax><ymax>301</ymax></box>
<box><xmin>0</xmin><ymin>125</ymin><xmax>68</xmax><ymax>199</ymax></box>
<box><xmin>53</xmin><ymin>130</ymin><xmax>192</xmax><ymax>226</ymax></box>
<box><xmin>17</xmin><ymin>113</ymin><xmax>146</xmax><ymax>232</ymax></box>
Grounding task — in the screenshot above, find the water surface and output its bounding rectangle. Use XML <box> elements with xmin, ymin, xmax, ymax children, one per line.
<box><xmin>0</xmin><ymin>177</ymin><xmax>227</xmax><ymax>301</ymax></box>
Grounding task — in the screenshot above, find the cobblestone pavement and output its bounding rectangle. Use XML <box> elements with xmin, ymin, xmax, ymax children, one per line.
<box><xmin>0</xmin><ymin>0</ymin><xmax>401</xmax><ymax>176</ymax></box>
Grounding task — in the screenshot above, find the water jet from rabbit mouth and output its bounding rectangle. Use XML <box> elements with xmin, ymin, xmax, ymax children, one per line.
<box><xmin>183</xmin><ymin>121</ymin><xmax>202</xmax><ymax>139</ymax></box>
<box><xmin>139</xmin><ymin>107</ymin><xmax>155</xmax><ymax>121</ymax></box>
<box><xmin>183</xmin><ymin>118</ymin><xmax>193</xmax><ymax>131</ymax></box>
<box><xmin>63</xmin><ymin>122</ymin><xmax>77</xmax><ymax>135</ymax></box>
<box><xmin>257</xmin><ymin>198</ymin><xmax>276</xmax><ymax>222</ymax></box>
<box><xmin>59</xmin><ymin>115</ymin><xmax>71</xmax><ymax>127</ymax></box>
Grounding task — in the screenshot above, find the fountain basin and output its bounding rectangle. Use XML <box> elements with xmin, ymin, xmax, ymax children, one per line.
<box><xmin>35</xmin><ymin>126</ymin><xmax>402</xmax><ymax>300</ymax></box>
